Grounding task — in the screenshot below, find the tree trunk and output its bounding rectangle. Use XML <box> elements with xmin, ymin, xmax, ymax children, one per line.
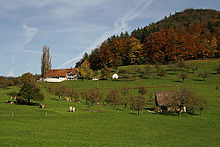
<box><xmin>124</xmin><ymin>104</ymin><xmax>127</xmax><ymax>110</ymax></box>
<box><xmin>28</xmin><ymin>98</ymin><xmax>30</xmax><ymax>105</ymax></box>
<box><xmin>138</xmin><ymin>109</ymin><xmax>140</xmax><ymax>116</ymax></box>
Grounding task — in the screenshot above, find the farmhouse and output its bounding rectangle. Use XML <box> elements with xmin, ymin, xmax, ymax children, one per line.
<box><xmin>44</xmin><ymin>68</ymin><xmax>78</xmax><ymax>82</ymax></box>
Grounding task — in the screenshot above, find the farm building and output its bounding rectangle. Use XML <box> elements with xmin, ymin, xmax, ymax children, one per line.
<box><xmin>44</xmin><ymin>68</ymin><xmax>78</xmax><ymax>82</ymax></box>
<box><xmin>155</xmin><ymin>91</ymin><xmax>186</xmax><ymax>112</ymax></box>
<box><xmin>155</xmin><ymin>91</ymin><xmax>175</xmax><ymax>112</ymax></box>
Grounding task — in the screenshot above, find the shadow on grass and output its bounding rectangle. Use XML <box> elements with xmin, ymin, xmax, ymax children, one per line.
<box><xmin>27</xmin><ymin>102</ymin><xmax>40</xmax><ymax>106</ymax></box>
<box><xmin>173</xmin><ymin>80</ymin><xmax>182</xmax><ymax>83</ymax></box>
<box><xmin>156</xmin><ymin>111</ymin><xmax>199</xmax><ymax>116</ymax></box>
<box><xmin>144</xmin><ymin>108</ymin><xmax>155</xmax><ymax>111</ymax></box>
<box><xmin>4</xmin><ymin>101</ymin><xmax>40</xmax><ymax>106</ymax></box>
<box><xmin>186</xmin><ymin>112</ymin><xmax>199</xmax><ymax>115</ymax></box>
<box><xmin>157</xmin><ymin>112</ymin><xmax>178</xmax><ymax>116</ymax></box>
<box><xmin>167</xmin><ymin>73</ymin><xmax>178</xmax><ymax>75</ymax></box>
<box><xmin>193</xmin><ymin>79</ymin><xmax>204</xmax><ymax>81</ymax></box>
<box><xmin>128</xmin><ymin>112</ymin><xmax>138</xmax><ymax>116</ymax></box>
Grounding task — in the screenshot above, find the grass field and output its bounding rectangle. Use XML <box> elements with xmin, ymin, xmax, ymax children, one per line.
<box><xmin>0</xmin><ymin>59</ymin><xmax>220</xmax><ymax>146</ymax></box>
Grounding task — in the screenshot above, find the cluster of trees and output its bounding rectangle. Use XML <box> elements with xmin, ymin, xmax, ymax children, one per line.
<box><xmin>0</xmin><ymin>74</ymin><xmax>41</xmax><ymax>88</ymax></box>
<box><xmin>115</xmin><ymin>60</ymin><xmax>218</xmax><ymax>82</ymax></box>
<box><xmin>8</xmin><ymin>73</ymin><xmax>44</xmax><ymax>105</ymax></box>
<box><xmin>77</xmin><ymin>57</ymin><xmax>112</xmax><ymax>79</ymax></box>
<box><xmin>0</xmin><ymin>76</ymin><xmax>16</xmax><ymax>88</ymax></box>
<box><xmin>76</xmin><ymin>9</ymin><xmax>220</xmax><ymax>70</ymax></box>
<box><xmin>47</xmin><ymin>84</ymin><xmax>150</xmax><ymax>115</ymax></box>
<box><xmin>47</xmin><ymin>84</ymin><xmax>207</xmax><ymax>116</ymax></box>
<box><xmin>163</xmin><ymin>87</ymin><xmax>208</xmax><ymax>116</ymax></box>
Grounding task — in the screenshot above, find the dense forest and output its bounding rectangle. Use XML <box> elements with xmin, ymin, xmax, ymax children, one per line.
<box><xmin>76</xmin><ymin>9</ymin><xmax>220</xmax><ymax>70</ymax></box>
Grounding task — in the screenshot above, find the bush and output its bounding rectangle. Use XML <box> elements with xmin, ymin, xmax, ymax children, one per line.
<box><xmin>106</xmin><ymin>89</ymin><xmax>120</xmax><ymax>108</ymax></box>
<box><xmin>165</xmin><ymin>87</ymin><xmax>208</xmax><ymax>115</ymax></box>
<box><xmin>157</xmin><ymin>69</ymin><xmax>166</xmax><ymax>76</ymax></box>
<box><xmin>178</xmin><ymin>72</ymin><xmax>187</xmax><ymax>81</ymax></box>
<box><xmin>129</xmin><ymin>96</ymin><xmax>147</xmax><ymax>116</ymax></box>
<box><xmin>138</xmin><ymin>86</ymin><xmax>147</xmax><ymax>96</ymax></box>
<box><xmin>168</xmin><ymin>63</ymin><xmax>178</xmax><ymax>72</ymax></box>
<box><xmin>198</xmin><ymin>71</ymin><xmax>209</xmax><ymax>80</ymax></box>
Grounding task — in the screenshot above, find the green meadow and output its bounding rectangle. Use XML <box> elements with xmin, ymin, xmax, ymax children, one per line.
<box><xmin>0</xmin><ymin>59</ymin><xmax>220</xmax><ymax>146</ymax></box>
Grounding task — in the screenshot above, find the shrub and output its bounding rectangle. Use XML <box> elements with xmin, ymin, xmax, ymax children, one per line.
<box><xmin>168</xmin><ymin>63</ymin><xmax>178</xmax><ymax>72</ymax></box>
<box><xmin>178</xmin><ymin>72</ymin><xmax>187</xmax><ymax>81</ymax></box>
<box><xmin>106</xmin><ymin>89</ymin><xmax>120</xmax><ymax>108</ymax></box>
<box><xmin>129</xmin><ymin>96</ymin><xmax>147</xmax><ymax>116</ymax></box>
<box><xmin>138</xmin><ymin>86</ymin><xmax>147</xmax><ymax>96</ymax></box>
<box><xmin>215</xmin><ymin>63</ymin><xmax>220</xmax><ymax>73</ymax></box>
<box><xmin>157</xmin><ymin>69</ymin><xmax>166</xmax><ymax>76</ymax></box>
<box><xmin>198</xmin><ymin>71</ymin><xmax>209</xmax><ymax>80</ymax></box>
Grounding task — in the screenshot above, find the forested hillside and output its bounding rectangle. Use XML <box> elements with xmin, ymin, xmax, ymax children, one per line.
<box><xmin>76</xmin><ymin>9</ymin><xmax>220</xmax><ymax>70</ymax></box>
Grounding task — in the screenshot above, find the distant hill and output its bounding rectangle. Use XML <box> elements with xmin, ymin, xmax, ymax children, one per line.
<box><xmin>76</xmin><ymin>9</ymin><xmax>220</xmax><ymax>70</ymax></box>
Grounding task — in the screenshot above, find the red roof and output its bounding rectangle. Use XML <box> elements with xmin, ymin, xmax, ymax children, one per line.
<box><xmin>44</xmin><ymin>68</ymin><xmax>78</xmax><ymax>78</ymax></box>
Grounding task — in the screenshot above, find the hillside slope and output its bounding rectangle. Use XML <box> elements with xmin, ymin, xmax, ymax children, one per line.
<box><xmin>76</xmin><ymin>9</ymin><xmax>220</xmax><ymax>70</ymax></box>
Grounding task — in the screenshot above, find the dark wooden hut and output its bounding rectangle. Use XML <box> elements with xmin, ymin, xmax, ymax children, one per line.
<box><xmin>155</xmin><ymin>91</ymin><xmax>175</xmax><ymax>112</ymax></box>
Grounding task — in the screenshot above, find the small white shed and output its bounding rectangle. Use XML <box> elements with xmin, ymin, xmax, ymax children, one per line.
<box><xmin>112</xmin><ymin>73</ymin><xmax>119</xmax><ymax>79</ymax></box>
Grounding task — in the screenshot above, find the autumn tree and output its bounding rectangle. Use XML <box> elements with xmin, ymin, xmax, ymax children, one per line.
<box><xmin>198</xmin><ymin>71</ymin><xmax>209</xmax><ymax>80</ymax></box>
<box><xmin>189</xmin><ymin>63</ymin><xmax>198</xmax><ymax>73</ymax></box>
<box><xmin>129</xmin><ymin>96</ymin><xmax>147</xmax><ymax>116</ymax></box>
<box><xmin>81</xmin><ymin>90</ymin><xmax>90</xmax><ymax>104</ymax></box>
<box><xmin>138</xmin><ymin>86</ymin><xmax>147</xmax><ymax>96</ymax></box>
<box><xmin>41</xmin><ymin>46</ymin><xmax>51</xmax><ymax>77</ymax></box>
<box><xmin>144</xmin><ymin>65</ymin><xmax>152</xmax><ymax>79</ymax></box>
<box><xmin>75</xmin><ymin>52</ymin><xmax>89</xmax><ymax>68</ymax></box>
<box><xmin>67</xmin><ymin>88</ymin><xmax>80</xmax><ymax>102</ymax></box>
<box><xmin>78</xmin><ymin>59</ymin><xmax>94</xmax><ymax>79</ymax></box>
<box><xmin>0</xmin><ymin>77</ymin><xmax>9</xmax><ymax>88</ymax></box>
<box><xmin>128</xmin><ymin>37</ymin><xmax>143</xmax><ymax>64</ymax></box>
<box><xmin>170</xmin><ymin>87</ymin><xmax>207</xmax><ymax>116</ymax></box>
<box><xmin>101</xmin><ymin>65</ymin><xmax>111</xmax><ymax>79</ymax></box>
<box><xmin>88</xmin><ymin>89</ymin><xmax>101</xmax><ymax>105</ymax></box>
<box><xmin>120</xmin><ymin>87</ymin><xmax>131</xmax><ymax>109</ymax></box>
<box><xmin>106</xmin><ymin>89</ymin><xmax>120</xmax><ymax>109</ymax></box>
<box><xmin>215</xmin><ymin>63</ymin><xmax>220</xmax><ymax>73</ymax></box>
<box><xmin>168</xmin><ymin>62</ymin><xmax>178</xmax><ymax>72</ymax></box>
<box><xmin>179</xmin><ymin>72</ymin><xmax>187</xmax><ymax>81</ymax></box>
<box><xmin>52</xmin><ymin>84</ymin><xmax>68</xmax><ymax>99</ymax></box>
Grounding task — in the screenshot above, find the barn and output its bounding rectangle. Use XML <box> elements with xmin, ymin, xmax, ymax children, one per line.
<box><xmin>155</xmin><ymin>91</ymin><xmax>175</xmax><ymax>112</ymax></box>
<box><xmin>44</xmin><ymin>68</ymin><xmax>78</xmax><ymax>82</ymax></box>
<box><xmin>155</xmin><ymin>91</ymin><xmax>187</xmax><ymax>113</ymax></box>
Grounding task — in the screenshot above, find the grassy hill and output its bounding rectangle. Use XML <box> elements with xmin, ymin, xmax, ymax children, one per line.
<box><xmin>0</xmin><ymin>59</ymin><xmax>220</xmax><ymax>146</ymax></box>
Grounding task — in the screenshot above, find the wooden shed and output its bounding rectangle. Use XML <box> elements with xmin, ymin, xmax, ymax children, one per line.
<box><xmin>155</xmin><ymin>91</ymin><xmax>175</xmax><ymax>112</ymax></box>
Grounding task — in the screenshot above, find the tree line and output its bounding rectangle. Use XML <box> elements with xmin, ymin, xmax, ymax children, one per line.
<box><xmin>76</xmin><ymin>9</ymin><xmax>220</xmax><ymax>71</ymax></box>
